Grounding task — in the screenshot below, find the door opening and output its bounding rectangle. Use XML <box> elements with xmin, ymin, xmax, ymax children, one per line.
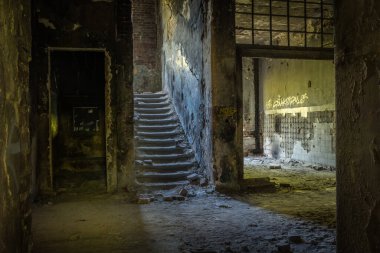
<box><xmin>50</xmin><ymin>51</ymin><xmax>107</xmax><ymax>192</ymax></box>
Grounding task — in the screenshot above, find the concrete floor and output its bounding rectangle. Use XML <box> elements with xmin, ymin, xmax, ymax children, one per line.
<box><xmin>32</xmin><ymin>187</ymin><xmax>336</xmax><ymax>253</ymax></box>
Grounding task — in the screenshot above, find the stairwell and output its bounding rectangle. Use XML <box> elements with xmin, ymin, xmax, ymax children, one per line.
<box><xmin>134</xmin><ymin>92</ymin><xmax>198</xmax><ymax>190</ymax></box>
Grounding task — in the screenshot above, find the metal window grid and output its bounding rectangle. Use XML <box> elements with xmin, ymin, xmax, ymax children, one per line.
<box><xmin>235</xmin><ymin>0</ymin><xmax>334</xmax><ymax>48</ymax></box>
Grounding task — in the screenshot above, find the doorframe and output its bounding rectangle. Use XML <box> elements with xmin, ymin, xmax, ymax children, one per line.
<box><xmin>47</xmin><ymin>47</ymin><xmax>115</xmax><ymax>192</ymax></box>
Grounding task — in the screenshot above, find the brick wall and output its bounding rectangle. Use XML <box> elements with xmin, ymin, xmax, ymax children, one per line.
<box><xmin>132</xmin><ymin>0</ymin><xmax>161</xmax><ymax>92</ymax></box>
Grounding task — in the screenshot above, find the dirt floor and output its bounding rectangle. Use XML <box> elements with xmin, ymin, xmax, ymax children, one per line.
<box><xmin>241</xmin><ymin>156</ymin><xmax>336</xmax><ymax>228</ymax></box>
<box><xmin>32</xmin><ymin>185</ymin><xmax>336</xmax><ymax>253</ymax></box>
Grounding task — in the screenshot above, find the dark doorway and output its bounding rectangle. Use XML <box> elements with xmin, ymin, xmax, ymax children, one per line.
<box><xmin>50</xmin><ymin>51</ymin><xmax>106</xmax><ymax>192</ymax></box>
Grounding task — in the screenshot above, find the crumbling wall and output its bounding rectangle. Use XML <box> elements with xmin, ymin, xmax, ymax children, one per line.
<box><xmin>242</xmin><ymin>58</ymin><xmax>255</xmax><ymax>136</ymax></box>
<box><xmin>0</xmin><ymin>0</ymin><xmax>33</xmax><ymax>252</ymax></box>
<box><xmin>132</xmin><ymin>0</ymin><xmax>161</xmax><ymax>92</ymax></box>
<box><xmin>261</xmin><ymin>59</ymin><xmax>336</xmax><ymax>166</ymax></box>
<box><xmin>31</xmin><ymin>0</ymin><xmax>134</xmax><ymax>193</ymax></box>
<box><xmin>160</xmin><ymin>0</ymin><xmax>213</xmax><ymax>179</ymax></box>
<box><xmin>161</xmin><ymin>0</ymin><xmax>241</xmax><ymax>189</ymax></box>
<box><xmin>336</xmin><ymin>0</ymin><xmax>380</xmax><ymax>252</ymax></box>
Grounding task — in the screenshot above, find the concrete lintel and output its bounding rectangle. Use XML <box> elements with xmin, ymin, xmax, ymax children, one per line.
<box><xmin>237</xmin><ymin>44</ymin><xmax>334</xmax><ymax>60</ymax></box>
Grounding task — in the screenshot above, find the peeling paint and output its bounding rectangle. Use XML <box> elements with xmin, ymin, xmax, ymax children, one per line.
<box><xmin>72</xmin><ymin>23</ymin><xmax>81</xmax><ymax>31</ymax></box>
<box><xmin>38</xmin><ymin>18</ymin><xmax>56</xmax><ymax>30</ymax></box>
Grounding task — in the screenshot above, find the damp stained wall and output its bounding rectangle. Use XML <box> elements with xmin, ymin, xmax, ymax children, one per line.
<box><xmin>31</xmin><ymin>0</ymin><xmax>134</xmax><ymax>193</ymax></box>
<box><xmin>336</xmin><ymin>0</ymin><xmax>380</xmax><ymax>252</ymax></box>
<box><xmin>160</xmin><ymin>0</ymin><xmax>213</xmax><ymax>180</ymax></box>
<box><xmin>160</xmin><ymin>0</ymin><xmax>241</xmax><ymax>189</ymax></box>
<box><xmin>242</xmin><ymin>58</ymin><xmax>259</xmax><ymax>154</ymax></box>
<box><xmin>260</xmin><ymin>59</ymin><xmax>336</xmax><ymax>166</ymax></box>
<box><xmin>132</xmin><ymin>0</ymin><xmax>161</xmax><ymax>92</ymax></box>
<box><xmin>0</xmin><ymin>0</ymin><xmax>33</xmax><ymax>252</ymax></box>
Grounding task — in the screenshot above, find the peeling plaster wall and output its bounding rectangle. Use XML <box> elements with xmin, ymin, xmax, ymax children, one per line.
<box><xmin>242</xmin><ymin>58</ymin><xmax>255</xmax><ymax>136</ymax></box>
<box><xmin>336</xmin><ymin>0</ymin><xmax>380</xmax><ymax>252</ymax></box>
<box><xmin>31</xmin><ymin>0</ymin><xmax>134</xmax><ymax>193</ymax></box>
<box><xmin>160</xmin><ymin>0</ymin><xmax>213</xmax><ymax>180</ymax></box>
<box><xmin>132</xmin><ymin>0</ymin><xmax>161</xmax><ymax>92</ymax></box>
<box><xmin>260</xmin><ymin>59</ymin><xmax>336</xmax><ymax>166</ymax></box>
<box><xmin>0</xmin><ymin>0</ymin><xmax>33</xmax><ymax>252</ymax></box>
<box><xmin>160</xmin><ymin>0</ymin><xmax>241</xmax><ymax>189</ymax></box>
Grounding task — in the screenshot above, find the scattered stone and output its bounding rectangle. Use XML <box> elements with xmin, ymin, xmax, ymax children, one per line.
<box><xmin>173</xmin><ymin>195</ymin><xmax>186</xmax><ymax>201</ymax></box>
<box><xmin>206</xmin><ymin>188</ymin><xmax>215</xmax><ymax>194</ymax></box>
<box><xmin>163</xmin><ymin>196</ymin><xmax>173</xmax><ymax>202</ymax></box>
<box><xmin>187</xmin><ymin>173</ymin><xmax>200</xmax><ymax>181</ymax></box>
<box><xmin>187</xmin><ymin>191</ymin><xmax>197</xmax><ymax>197</ymax></box>
<box><xmin>288</xmin><ymin>235</ymin><xmax>304</xmax><ymax>244</ymax></box>
<box><xmin>200</xmin><ymin>178</ymin><xmax>208</xmax><ymax>187</ymax></box>
<box><xmin>242</xmin><ymin>177</ymin><xmax>276</xmax><ymax>193</ymax></box>
<box><xmin>138</xmin><ymin>197</ymin><xmax>151</xmax><ymax>204</ymax></box>
<box><xmin>135</xmin><ymin>160</ymin><xmax>144</xmax><ymax>166</ymax></box>
<box><xmin>218</xmin><ymin>204</ymin><xmax>231</xmax><ymax>209</ymax></box>
<box><xmin>179</xmin><ymin>188</ymin><xmax>188</xmax><ymax>197</ymax></box>
<box><xmin>277</xmin><ymin>243</ymin><xmax>292</xmax><ymax>253</ymax></box>
<box><xmin>269</xmin><ymin>164</ymin><xmax>282</xmax><ymax>170</ymax></box>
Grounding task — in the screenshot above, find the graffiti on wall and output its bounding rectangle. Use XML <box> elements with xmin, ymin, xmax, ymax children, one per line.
<box><xmin>266</xmin><ymin>93</ymin><xmax>309</xmax><ymax>109</ymax></box>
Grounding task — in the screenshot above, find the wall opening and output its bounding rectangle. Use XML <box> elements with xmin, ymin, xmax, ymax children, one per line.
<box><xmin>240</xmin><ymin>56</ymin><xmax>337</xmax><ymax>228</ymax></box>
<box><xmin>49</xmin><ymin>50</ymin><xmax>107</xmax><ymax>192</ymax></box>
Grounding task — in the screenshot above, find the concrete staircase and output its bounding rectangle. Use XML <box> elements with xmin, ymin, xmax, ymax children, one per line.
<box><xmin>134</xmin><ymin>92</ymin><xmax>198</xmax><ymax>190</ymax></box>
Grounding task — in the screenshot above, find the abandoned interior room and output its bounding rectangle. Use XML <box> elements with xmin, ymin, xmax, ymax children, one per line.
<box><xmin>0</xmin><ymin>0</ymin><xmax>379</xmax><ymax>252</ymax></box>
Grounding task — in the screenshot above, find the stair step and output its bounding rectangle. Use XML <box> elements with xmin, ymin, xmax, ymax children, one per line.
<box><xmin>136</xmin><ymin>180</ymin><xmax>189</xmax><ymax>190</ymax></box>
<box><xmin>135</xmin><ymin>107</ymin><xmax>172</xmax><ymax>114</ymax></box>
<box><xmin>137</xmin><ymin>146</ymin><xmax>186</xmax><ymax>155</ymax></box>
<box><xmin>136</xmin><ymin>138</ymin><xmax>177</xmax><ymax>146</ymax></box>
<box><xmin>134</xmin><ymin>97</ymin><xmax>169</xmax><ymax>103</ymax></box>
<box><xmin>135</xmin><ymin>102</ymin><xmax>170</xmax><ymax>108</ymax></box>
<box><xmin>136</xmin><ymin>171</ymin><xmax>192</xmax><ymax>183</ymax></box>
<box><xmin>138</xmin><ymin>161</ymin><xmax>195</xmax><ymax>170</ymax></box>
<box><xmin>137</xmin><ymin>118</ymin><xmax>178</xmax><ymax>125</ymax></box>
<box><xmin>134</xmin><ymin>92</ymin><xmax>167</xmax><ymax>99</ymax></box>
<box><xmin>136</xmin><ymin>153</ymin><xmax>194</xmax><ymax>161</ymax></box>
<box><xmin>136</xmin><ymin>130</ymin><xmax>180</xmax><ymax>138</ymax></box>
<box><xmin>136</xmin><ymin>124</ymin><xmax>178</xmax><ymax>131</ymax></box>
<box><xmin>137</xmin><ymin>112</ymin><xmax>175</xmax><ymax>120</ymax></box>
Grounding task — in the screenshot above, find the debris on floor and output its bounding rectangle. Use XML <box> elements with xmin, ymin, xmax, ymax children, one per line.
<box><xmin>33</xmin><ymin>189</ymin><xmax>336</xmax><ymax>253</ymax></box>
<box><xmin>242</xmin><ymin>156</ymin><xmax>336</xmax><ymax>228</ymax></box>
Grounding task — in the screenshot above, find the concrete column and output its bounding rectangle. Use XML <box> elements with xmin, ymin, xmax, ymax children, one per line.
<box><xmin>211</xmin><ymin>0</ymin><xmax>243</xmax><ymax>191</ymax></box>
<box><xmin>336</xmin><ymin>0</ymin><xmax>380</xmax><ymax>252</ymax></box>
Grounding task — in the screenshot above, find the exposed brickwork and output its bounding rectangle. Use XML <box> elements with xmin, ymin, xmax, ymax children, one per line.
<box><xmin>132</xmin><ymin>0</ymin><xmax>161</xmax><ymax>92</ymax></box>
